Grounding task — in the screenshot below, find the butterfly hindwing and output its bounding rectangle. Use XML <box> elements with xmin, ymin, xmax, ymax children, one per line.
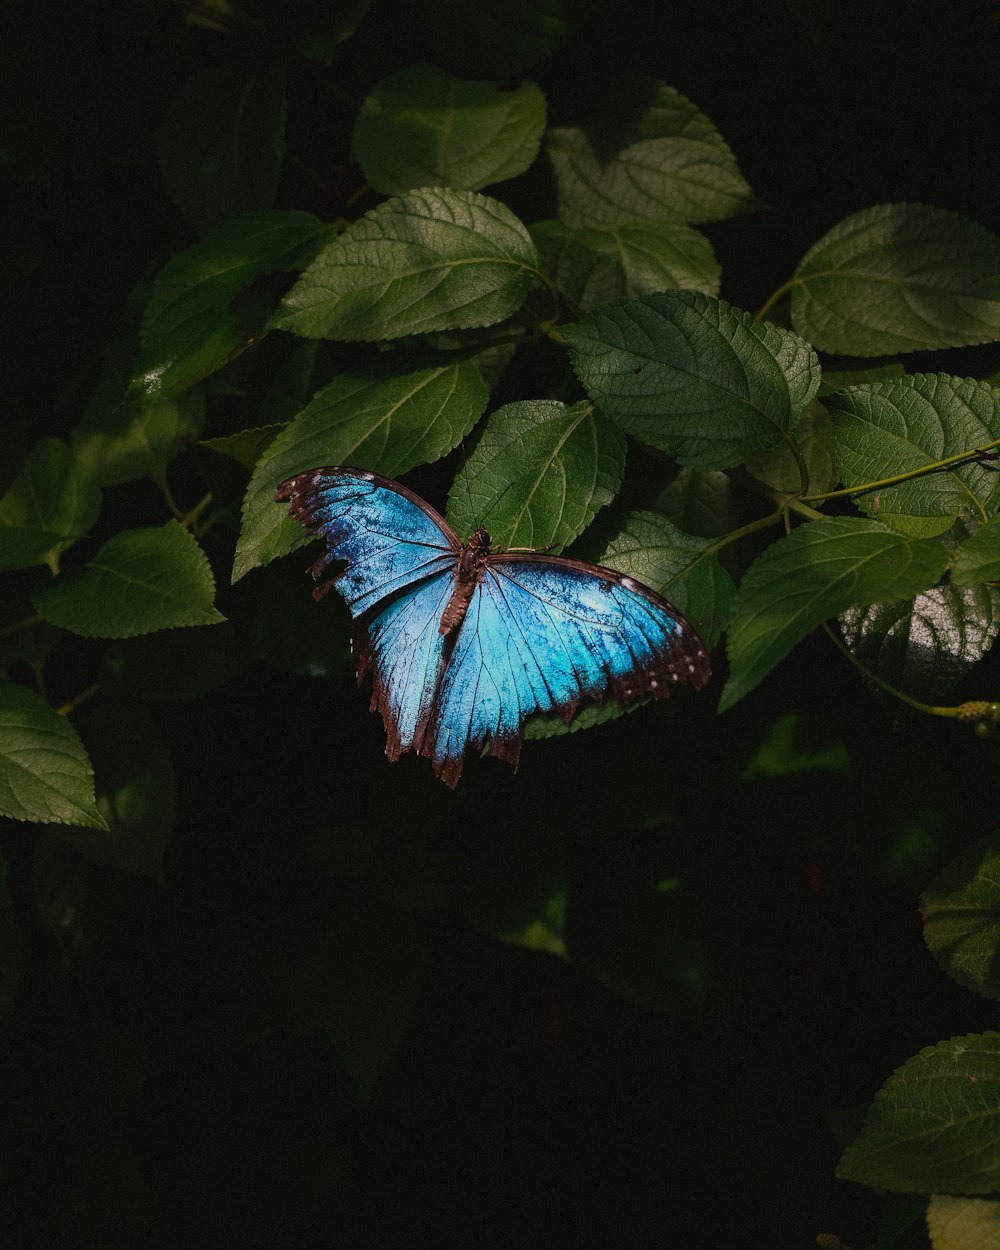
<box><xmin>426</xmin><ymin>555</ymin><xmax>711</xmax><ymax>786</ymax></box>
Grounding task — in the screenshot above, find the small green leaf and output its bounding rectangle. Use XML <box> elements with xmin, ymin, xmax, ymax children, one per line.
<box><xmin>270</xmin><ymin>188</ymin><xmax>538</xmax><ymax>342</ymax></box>
<box><xmin>419</xmin><ymin>0</ymin><xmax>590</xmax><ymax>77</ymax></box>
<box><xmin>0</xmin><ymin>438</ymin><xmax>101</xmax><ymax>570</ymax></box>
<box><xmin>826</xmin><ymin>374</ymin><xmax>1000</xmax><ymax>530</ymax></box>
<box><xmin>295</xmin><ymin>902</ymin><xmax>426</xmax><ymax>1097</ymax></box>
<box><xmin>446</xmin><ymin>399</ymin><xmax>625</xmax><ymax>549</ymax></box>
<box><xmin>198</xmin><ymin>424</ymin><xmax>284</xmax><ymax>472</ymax></box>
<box><xmin>32</xmin><ymin>521</ymin><xmax>225</xmax><ymax>638</ymax></box>
<box><xmin>837</xmin><ymin>1033</ymin><xmax>1000</xmax><ymax>1193</ymax></box>
<box><xmin>233</xmin><ymin>355</ymin><xmax>487</xmax><ymax>580</ymax></box>
<box><xmin>564</xmin><ymin>292</ymin><xmax>820</xmax><ymax>470</ymax></box>
<box><xmin>156</xmin><ymin>61</ymin><xmax>288</xmax><ymax>236</ymax></box>
<box><xmin>746</xmin><ymin>400</ymin><xmax>838</xmax><ymax>495</ymax></box>
<box><xmin>922</xmin><ymin>834</ymin><xmax>1000</xmax><ymax>1001</ymax></box>
<box><xmin>48</xmin><ymin>704</ymin><xmax>176</xmax><ymax>883</ymax></box>
<box><xmin>135</xmin><ymin>211</ymin><xmax>331</xmax><ymax>399</ymax></box>
<box><xmin>354</xmin><ymin>63</ymin><xmax>546</xmax><ymax>194</ymax></box>
<box><xmin>791</xmin><ymin>204</ymin><xmax>1000</xmax><ymax>355</ymax></box>
<box><xmin>840</xmin><ymin>584</ymin><xmax>1000</xmax><ymax>705</ymax></box>
<box><xmin>74</xmin><ymin>339</ymin><xmax>206</xmax><ymax>486</ymax></box>
<box><xmin>0</xmin><ymin>679</ymin><xmax>105</xmax><ymax>828</ymax></box>
<box><xmin>546</xmin><ymin>80</ymin><xmax>759</xmax><ymax>230</ymax></box>
<box><xmin>721</xmin><ymin>518</ymin><xmax>949</xmax><ymax>710</ymax></box>
<box><xmin>595</xmin><ymin>510</ymin><xmax>734</xmax><ymax>649</ymax></box>
<box><xmin>927</xmin><ymin>1194</ymin><xmax>1000</xmax><ymax>1250</ymax></box>
<box><xmin>952</xmin><ymin>523</ymin><xmax>1000</xmax><ymax>586</ymax></box>
<box><xmin>531</xmin><ymin>219</ymin><xmax>720</xmax><ymax>313</ymax></box>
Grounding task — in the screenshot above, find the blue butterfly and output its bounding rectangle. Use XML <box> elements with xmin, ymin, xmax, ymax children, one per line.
<box><xmin>276</xmin><ymin>467</ymin><xmax>710</xmax><ymax>787</ymax></box>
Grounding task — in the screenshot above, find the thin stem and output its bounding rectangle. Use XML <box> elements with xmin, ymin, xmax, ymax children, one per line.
<box><xmin>56</xmin><ymin>683</ymin><xmax>101</xmax><ymax>717</ymax></box>
<box><xmin>663</xmin><ymin>507</ymin><xmax>784</xmax><ymax>589</ymax></box>
<box><xmin>802</xmin><ymin>438</ymin><xmax>1000</xmax><ymax>504</ymax></box>
<box><xmin>179</xmin><ymin>492</ymin><xmax>213</xmax><ymax>531</ymax></box>
<box><xmin>0</xmin><ymin>614</ymin><xmax>44</xmax><ymax>640</ymax></box>
<box><xmin>754</xmin><ymin>277</ymin><xmax>800</xmax><ymax>322</ymax></box>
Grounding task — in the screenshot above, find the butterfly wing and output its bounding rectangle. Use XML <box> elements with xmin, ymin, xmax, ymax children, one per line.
<box><xmin>425</xmin><ymin>554</ymin><xmax>710</xmax><ymax>787</ymax></box>
<box><xmin>275</xmin><ymin>467</ymin><xmax>461</xmax><ymax>760</ymax></box>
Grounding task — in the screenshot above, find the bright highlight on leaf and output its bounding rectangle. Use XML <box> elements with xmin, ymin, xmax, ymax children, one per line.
<box><xmin>546</xmin><ymin>80</ymin><xmax>759</xmax><ymax>230</ymax></box>
<box><xmin>353</xmin><ymin>63</ymin><xmax>546</xmax><ymax>194</ymax></box>
<box><xmin>564</xmin><ymin>291</ymin><xmax>820</xmax><ymax>470</ymax></box>
<box><xmin>927</xmin><ymin>1194</ymin><xmax>1000</xmax><ymax>1250</ymax></box>
<box><xmin>0</xmin><ymin>680</ymin><xmax>106</xmax><ymax>828</ymax></box>
<box><xmin>721</xmin><ymin>517</ymin><xmax>948</xmax><ymax>710</ymax></box>
<box><xmin>232</xmin><ymin>355</ymin><xmax>488</xmax><ymax>581</ymax></box>
<box><xmin>837</xmin><ymin>1032</ymin><xmax>1000</xmax><ymax>1193</ymax></box>
<box><xmin>791</xmin><ymin>203</ymin><xmax>1000</xmax><ymax>355</ymax></box>
<box><xmin>270</xmin><ymin>188</ymin><xmax>538</xmax><ymax>342</ymax></box>
<box><xmin>32</xmin><ymin>522</ymin><xmax>225</xmax><ymax>639</ymax></box>
<box><xmin>446</xmin><ymin>399</ymin><xmax>625</xmax><ymax>550</ymax></box>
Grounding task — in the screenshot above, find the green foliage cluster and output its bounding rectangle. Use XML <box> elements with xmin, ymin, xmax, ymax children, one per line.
<box><xmin>3</xmin><ymin>1</ymin><xmax>1000</xmax><ymax>1246</ymax></box>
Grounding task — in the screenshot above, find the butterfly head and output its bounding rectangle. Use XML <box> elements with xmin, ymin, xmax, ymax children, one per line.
<box><xmin>469</xmin><ymin>527</ymin><xmax>491</xmax><ymax>551</ymax></box>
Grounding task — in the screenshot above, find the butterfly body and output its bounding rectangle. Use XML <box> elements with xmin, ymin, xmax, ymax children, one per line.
<box><xmin>276</xmin><ymin>467</ymin><xmax>710</xmax><ymax>787</ymax></box>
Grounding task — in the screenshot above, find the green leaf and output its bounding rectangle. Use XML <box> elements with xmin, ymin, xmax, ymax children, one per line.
<box><xmin>742</xmin><ymin>712</ymin><xmax>850</xmax><ymax>779</ymax></box>
<box><xmin>595</xmin><ymin>509</ymin><xmax>734</xmax><ymax>649</ymax></box>
<box><xmin>826</xmin><ymin>375</ymin><xmax>1000</xmax><ymax>531</ymax></box>
<box><xmin>135</xmin><ymin>211</ymin><xmax>331</xmax><ymax>399</ymax></box>
<box><xmin>270</xmin><ymin>189</ymin><xmax>538</xmax><ymax>342</ymax></box>
<box><xmin>546</xmin><ymin>81</ymin><xmax>759</xmax><ymax>230</ymax></box>
<box><xmin>446</xmin><ymin>399</ymin><xmax>625</xmax><ymax>549</ymax></box>
<box><xmin>564</xmin><ymin>292</ymin><xmax>821</xmax><ymax>470</ymax></box>
<box><xmin>32</xmin><ymin>521</ymin><xmax>225</xmax><ymax>638</ymax></box>
<box><xmin>419</xmin><ymin>0</ymin><xmax>591</xmax><ymax>77</ymax></box>
<box><xmin>0</xmin><ymin>438</ymin><xmax>101</xmax><ymax>571</ymax></box>
<box><xmin>837</xmin><ymin>1033</ymin><xmax>1000</xmax><ymax>1193</ymax></box>
<box><xmin>74</xmin><ymin>339</ymin><xmax>206</xmax><ymax>486</ymax></box>
<box><xmin>47</xmin><ymin>704</ymin><xmax>176</xmax><ymax>882</ymax></box>
<box><xmin>233</xmin><ymin>355</ymin><xmax>488</xmax><ymax>580</ymax></box>
<box><xmin>156</xmin><ymin>61</ymin><xmax>288</xmax><ymax>236</ymax></box>
<box><xmin>531</xmin><ymin>219</ymin><xmax>720</xmax><ymax>313</ymax></box>
<box><xmin>952</xmin><ymin>523</ymin><xmax>1000</xmax><ymax>586</ymax></box>
<box><xmin>921</xmin><ymin>834</ymin><xmax>1000</xmax><ymax>1001</ymax></box>
<box><xmin>655</xmin><ymin>467</ymin><xmax>742</xmax><ymax>538</ymax></box>
<box><xmin>746</xmin><ymin>400</ymin><xmax>838</xmax><ymax>496</ymax></box>
<box><xmin>295</xmin><ymin>902</ymin><xmax>426</xmax><ymax>1097</ymax></box>
<box><xmin>353</xmin><ymin>64</ymin><xmax>546</xmax><ymax>194</ymax></box>
<box><xmin>721</xmin><ymin>518</ymin><xmax>949</xmax><ymax>710</ymax></box>
<box><xmin>840</xmin><ymin>584</ymin><xmax>1000</xmax><ymax>705</ymax></box>
<box><xmin>791</xmin><ymin>204</ymin><xmax>1000</xmax><ymax>355</ymax></box>
<box><xmin>0</xmin><ymin>679</ymin><xmax>105</xmax><ymax>828</ymax></box>
<box><xmin>927</xmin><ymin>1194</ymin><xmax>1000</xmax><ymax>1250</ymax></box>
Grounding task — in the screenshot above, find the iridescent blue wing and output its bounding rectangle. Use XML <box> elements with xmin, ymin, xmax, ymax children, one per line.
<box><xmin>275</xmin><ymin>467</ymin><xmax>460</xmax><ymax>761</ymax></box>
<box><xmin>425</xmin><ymin>555</ymin><xmax>710</xmax><ymax>787</ymax></box>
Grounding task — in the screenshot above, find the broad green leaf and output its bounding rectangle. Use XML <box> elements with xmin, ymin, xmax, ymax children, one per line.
<box><xmin>595</xmin><ymin>509</ymin><xmax>734</xmax><ymax>649</ymax></box>
<box><xmin>198</xmin><ymin>424</ymin><xmax>284</xmax><ymax>472</ymax></box>
<box><xmin>135</xmin><ymin>211</ymin><xmax>331</xmax><ymax>399</ymax></box>
<box><xmin>546</xmin><ymin>81</ymin><xmax>759</xmax><ymax>230</ymax></box>
<box><xmin>233</xmin><ymin>355</ymin><xmax>488</xmax><ymax>580</ymax></box>
<box><xmin>0</xmin><ymin>438</ymin><xmax>101</xmax><ymax>571</ymax></box>
<box><xmin>921</xmin><ymin>834</ymin><xmax>1000</xmax><ymax>1000</ymax></box>
<box><xmin>826</xmin><ymin>375</ymin><xmax>1000</xmax><ymax>531</ymax></box>
<box><xmin>564</xmin><ymin>292</ymin><xmax>821</xmax><ymax>470</ymax></box>
<box><xmin>840</xmin><ymin>584</ymin><xmax>1000</xmax><ymax>705</ymax></box>
<box><xmin>952</xmin><ymin>523</ymin><xmax>1000</xmax><ymax>586</ymax></box>
<box><xmin>791</xmin><ymin>204</ymin><xmax>1000</xmax><ymax>355</ymax></box>
<box><xmin>0</xmin><ymin>851</ymin><xmax>23</xmax><ymax>1030</ymax></box>
<box><xmin>531</xmin><ymin>220</ymin><xmax>720</xmax><ymax>313</ymax></box>
<box><xmin>655</xmin><ymin>467</ymin><xmax>742</xmax><ymax>538</ymax></box>
<box><xmin>33</xmin><ymin>521</ymin><xmax>225</xmax><ymax>638</ymax></box>
<box><xmin>419</xmin><ymin>0</ymin><xmax>591</xmax><ymax>77</ymax></box>
<box><xmin>720</xmin><ymin>518</ymin><xmax>949</xmax><ymax>710</ymax></box>
<box><xmin>838</xmin><ymin>1033</ymin><xmax>1000</xmax><ymax>1193</ymax></box>
<box><xmin>74</xmin><ymin>339</ymin><xmax>206</xmax><ymax>486</ymax></box>
<box><xmin>746</xmin><ymin>400</ymin><xmax>838</xmax><ymax>495</ymax></box>
<box><xmin>33</xmin><ymin>834</ymin><xmax>130</xmax><ymax>972</ymax></box>
<box><xmin>927</xmin><ymin>1194</ymin><xmax>1000</xmax><ymax>1250</ymax></box>
<box><xmin>353</xmin><ymin>64</ymin><xmax>546</xmax><ymax>194</ymax></box>
<box><xmin>0</xmin><ymin>680</ymin><xmax>105</xmax><ymax>828</ymax></box>
<box><xmin>270</xmin><ymin>189</ymin><xmax>538</xmax><ymax>341</ymax></box>
<box><xmin>48</xmin><ymin>704</ymin><xmax>176</xmax><ymax>883</ymax></box>
<box><xmin>156</xmin><ymin>61</ymin><xmax>288</xmax><ymax>236</ymax></box>
<box><xmin>446</xmin><ymin>399</ymin><xmax>625</xmax><ymax>549</ymax></box>
<box><xmin>295</xmin><ymin>902</ymin><xmax>426</xmax><ymax>1097</ymax></box>
<box><xmin>818</xmin><ymin>361</ymin><xmax>905</xmax><ymax>395</ymax></box>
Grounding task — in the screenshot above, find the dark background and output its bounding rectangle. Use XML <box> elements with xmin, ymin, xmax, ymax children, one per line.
<box><xmin>3</xmin><ymin>1</ymin><xmax>1000</xmax><ymax>1246</ymax></box>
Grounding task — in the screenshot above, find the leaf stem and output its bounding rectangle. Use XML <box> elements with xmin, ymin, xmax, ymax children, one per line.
<box><xmin>0</xmin><ymin>613</ymin><xmax>44</xmax><ymax>639</ymax></box>
<box><xmin>56</xmin><ymin>683</ymin><xmax>101</xmax><ymax>717</ymax></box>
<box><xmin>802</xmin><ymin>438</ymin><xmax>1000</xmax><ymax>503</ymax></box>
<box><xmin>754</xmin><ymin>277</ymin><xmax>800</xmax><ymax>322</ymax></box>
